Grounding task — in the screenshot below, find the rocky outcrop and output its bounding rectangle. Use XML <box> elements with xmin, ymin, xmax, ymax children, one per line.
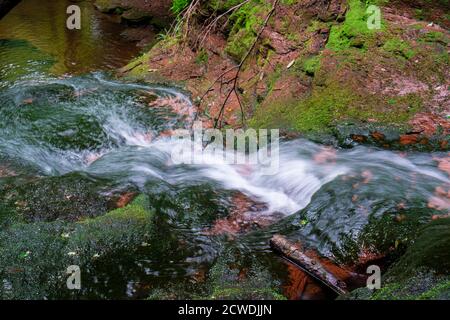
<box><xmin>119</xmin><ymin>0</ymin><xmax>449</xmax><ymax>151</ymax></box>
<box><xmin>0</xmin><ymin>0</ymin><xmax>20</xmax><ymax>19</ymax></box>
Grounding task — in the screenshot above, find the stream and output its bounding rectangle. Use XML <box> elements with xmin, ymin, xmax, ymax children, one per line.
<box><xmin>0</xmin><ymin>0</ymin><xmax>449</xmax><ymax>300</ymax></box>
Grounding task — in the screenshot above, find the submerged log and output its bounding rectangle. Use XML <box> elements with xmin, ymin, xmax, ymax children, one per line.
<box><xmin>0</xmin><ymin>0</ymin><xmax>20</xmax><ymax>20</ymax></box>
<box><xmin>270</xmin><ymin>234</ymin><xmax>349</xmax><ymax>295</ymax></box>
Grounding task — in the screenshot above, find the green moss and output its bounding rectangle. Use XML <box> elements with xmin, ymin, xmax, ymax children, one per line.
<box><xmin>171</xmin><ymin>0</ymin><xmax>192</xmax><ymax>14</ymax></box>
<box><xmin>418</xmin><ymin>280</ymin><xmax>450</xmax><ymax>300</ymax></box>
<box><xmin>206</xmin><ymin>0</ymin><xmax>246</xmax><ymax>12</ymax></box>
<box><xmin>195</xmin><ymin>49</ymin><xmax>209</xmax><ymax>65</ymax></box>
<box><xmin>302</xmin><ymin>55</ymin><xmax>321</xmax><ymax>76</ymax></box>
<box><xmin>225</xmin><ymin>0</ymin><xmax>270</xmax><ymax>61</ymax></box>
<box><xmin>251</xmin><ymin>83</ymin><xmax>423</xmax><ymax>134</ymax></box>
<box><xmin>386</xmin><ymin>218</ymin><xmax>450</xmax><ymax>280</ymax></box>
<box><xmin>280</xmin><ymin>0</ymin><xmax>297</xmax><ymax>5</ymax></box>
<box><xmin>94</xmin><ymin>0</ymin><xmax>124</xmax><ymax>13</ymax></box>
<box><xmin>147</xmin><ymin>248</ymin><xmax>286</xmax><ymax>300</ymax></box>
<box><xmin>362</xmin><ymin>219</ymin><xmax>450</xmax><ymax>300</ymax></box>
<box><xmin>210</xmin><ymin>287</ymin><xmax>286</xmax><ymax>300</ymax></box>
<box><xmin>327</xmin><ymin>0</ymin><xmax>383</xmax><ymax>51</ymax></box>
<box><xmin>414</xmin><ymin>9</ymin><xmax>425</xmax><ymax>21</ymax></box>
<box><xmin>383</xmin><ymin>38</ymin><xmax>416</xmax><ymax>60</ymax></box>
<box><xmin>369</xmin><ymin>272</ymin><xmax>450</xmax><ymax>300</ymax></box>
<box><xmin>0</xmin><ymin>195</ymin><xmax>155</xmax><ymax>299</ymax></box>
<box><xmin>248</xmin><ymin>99</ymin><xmax>294</xmax><ymax>130</ymax></box>
<box><xmin>293</xmin><ymin>90</ymin><xmax>347</xmax><ymax>132</ymax></box>
<box><xmin>342</xmin><ymin>218</ymin><xmax>450</xmax><ymax>300</ymax></box>
<box><xmin>419</xmin><ymin>31</ymin><xmax>449</xmax><ymax>45</ymax></box>
<box><xmin>0</xmin><ymin>173</ymin><xmax>112</xmax><ymax>224</ymax></box>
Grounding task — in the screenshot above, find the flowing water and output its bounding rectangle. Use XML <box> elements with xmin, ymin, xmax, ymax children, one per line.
<box><xmin>0</xmin><ymin>0</ymin><xmax>449</xmax><ymax>300</ymax></box>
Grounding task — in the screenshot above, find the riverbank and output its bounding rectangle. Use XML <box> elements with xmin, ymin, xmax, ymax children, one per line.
<box><xmin>118</xmin><ymin>0</ymin><xmax>449</xmax><ymax>151</ymax></box>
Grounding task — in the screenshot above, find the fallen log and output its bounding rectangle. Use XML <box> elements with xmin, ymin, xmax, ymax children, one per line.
<box><xmin>0</xmin><ymin>0</ymin><xmax>20</xmax><ymax>20</ymax></box>
<box><xmin>270</xmin><ymin>234</ymin><xmax>349</xmax><ymax>295</ymax></box>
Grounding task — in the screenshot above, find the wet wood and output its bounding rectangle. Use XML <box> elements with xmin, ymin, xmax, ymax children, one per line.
<box><xmin>270</xmin><ymin>234</ymin><xmax>349</xmax><ymax>295</ymax></box>
<box><xmin>0</xmin><ymin>0</ymin><xmax>21</xmax><ymax>20</ymax></box>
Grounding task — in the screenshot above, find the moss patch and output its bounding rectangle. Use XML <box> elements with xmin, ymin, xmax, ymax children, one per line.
<box><xmin>0</xmin><ymin>195</ymin><xmax>155</xmax><ymax>299</ymax></box>
<box><xmin>327</xmin><ymin>0</ymin><xmax>380</xmax><ymax>51</ymax></box>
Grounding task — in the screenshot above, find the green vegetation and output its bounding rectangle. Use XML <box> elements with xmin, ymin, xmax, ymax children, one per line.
<box><xmin>195</xmin><ymin>48</ymin><xmax>209</xmax><ymax>65</ymax></box>
<box><xmin>171</xmin><ymin>0</ymin><xmax>192</xmax><ymax>14</ymax></box>
<box><xmin>251</xmin><ymin>84</ymin><xmax>422</xmax><ymax>133</ymax></box>
<box><xmin>207</xmin><ymin>255</ymin><xmax>286</xmax><ymax>300</ymax></box>
<box><xmin>327</xmin><ymin>0</ymin><xmax>379</xmax><ymax>51</ymax></box>
<box><xmin>369</xmin><ymin>273</ymin><xmax>450</xmax><ymax>300</ymax></box>
<box><xmin>0</xmin><ymin>195</ymin><xmax>155</xmax><ymax>299</ymax></box>
<box><xmin>382</xmin><ymin>38</ymin><xmax>416</xmax><ymax>60</ymax></box>
<box><xmin>225</xmin><ymin>0</ymin><xmax>271</xmax><ymax>61</ymax></box>
<box><xmin>302</xmin><ymin>55</ymin><xmax>321</xmax><ymax>76</ymax></box>
<box><xmin>342</xmin><ymin>218</ymin><xmax>450</xmax><ymax>300</ymax></box>
<box><xmin>419</xmin><ymin>31</ymin><xmax>449</xmax><ymax>45</ymax></box>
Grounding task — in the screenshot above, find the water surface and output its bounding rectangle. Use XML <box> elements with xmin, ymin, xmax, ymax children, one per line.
<box><xmin>0</xmin><ymin>0</ymin><xmax>145</xmax><ymax>74</ymax></box>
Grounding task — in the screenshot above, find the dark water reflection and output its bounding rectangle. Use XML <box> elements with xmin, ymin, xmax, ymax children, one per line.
<box><xmin>0</xmin><ymin>0</ymin><xmax>146</xmax><ymax>74</ymax></box>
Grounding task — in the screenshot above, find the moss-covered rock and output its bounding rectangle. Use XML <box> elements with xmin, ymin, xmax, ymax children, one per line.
<box><xmin>0</xmin><ymin>173</ymin><xmax>116</xmax><ymax>223</ymax></box>
<box><xmin>0</xmin><ymin>195</ymin><xmax>156</xmax><ymax>299</ymax></box>
<box><xmin>341</xmin><ymin>218</ymin><xmax>450</xmax><ymax>300</ymax></box>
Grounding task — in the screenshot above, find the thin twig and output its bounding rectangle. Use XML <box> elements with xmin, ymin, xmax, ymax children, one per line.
<box><xmin>213</xmin><ymin>0</ymin><xmax>280</xmax><ymax>129</ymax></box>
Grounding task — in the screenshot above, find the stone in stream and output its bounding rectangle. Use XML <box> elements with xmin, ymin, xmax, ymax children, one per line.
<box><xmin>333</xmin><ymin>122</ymin><xmax>449</xmax><ymax>151</ymax></box>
